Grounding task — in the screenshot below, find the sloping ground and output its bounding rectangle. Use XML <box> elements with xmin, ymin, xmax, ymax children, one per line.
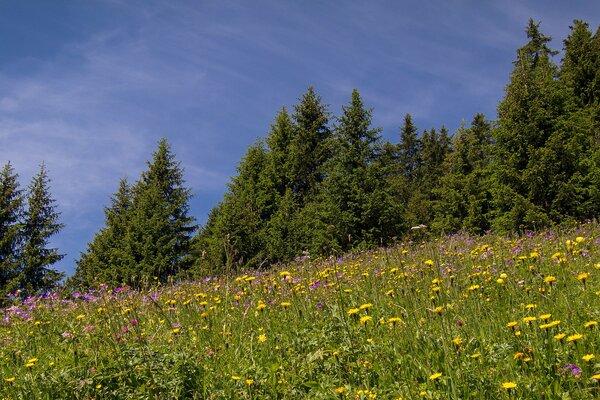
<box><xmin>1</xmin><ymin>223</ymin><xmax>599</xmax><ymax>399</ymax></box>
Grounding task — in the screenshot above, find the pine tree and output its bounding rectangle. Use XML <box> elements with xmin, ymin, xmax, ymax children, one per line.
<box><xmin>397</xmin><ymin>113</ymin><xmax>421</xmax><ymax>182</ymax></box>
<box><xmin>260</xmin><ymin>108</ymin><xmax>297</xmax><ymax>262</ymax></box>
<box><xmin>71</xmin><ymin>178</ymin><xmax>134</xmax><ymax>288</ymax></box>
<box><xmin>320</xmin><ymin>89</ymin><xmax>392</xmax><ymax>250</ymax></box>
<box><xmin>0</xmin><ymin>162</ymin><xmax>24</xmax><ymax>295</ymax></box>
<box><xmin>74</xmin><ymin>139</ymin><xmax>196</xmax><ymax>288</ymax></box>
<box><xmin>17</xmin><ymin>164</ymin><xmax>64</xmax><ymax>294</ymax></box>
<box><xmin>433</xmin><ymin>114</ymin><xmax>492</xmax><ymax>234</ymax></box>
<box><xmin>561</xmin><ymin>20</ymin><xmax>600</xmax><ymax>108</ymax></box>
<box><xmin>491</xmin><ymin>19</ymin><xmax>560</xmax><ymax>231</ymax></box>
<box><xmin>288</xmin><ymin>86</ymin><xmax>332</xmax><ymax>202</ymax></box>
<box><xmin>125</xmin><ymin>138</ymin><xmax>196</xmax><ymax>284</ymax></box>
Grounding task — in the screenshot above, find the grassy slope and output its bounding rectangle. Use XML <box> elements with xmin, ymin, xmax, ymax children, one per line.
<box><xmin>1</xmin><ymin>223</ymin><xmax>599</xmax><ymax>399</ymax></box>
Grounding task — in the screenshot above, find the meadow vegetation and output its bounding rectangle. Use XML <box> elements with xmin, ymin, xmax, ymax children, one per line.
<box><xmin>1</xmin><ymin>222</ymin><xmax>599</xmax><ymax>399</ymax></box>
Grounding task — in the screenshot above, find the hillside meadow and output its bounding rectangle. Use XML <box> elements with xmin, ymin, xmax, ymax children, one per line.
<box><xmin>1</xmin><ymin>222</ymin><xmax>600</xmax><ymax>399</ymax></box>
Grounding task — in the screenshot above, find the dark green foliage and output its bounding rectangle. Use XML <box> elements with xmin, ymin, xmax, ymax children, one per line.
<box><xmin>71</xmin><ymin>139</ymin><xmax>196</xmax><ymax>288</ymax></box>
<box><xmin>490</xmin><ymin>19</ymin><xmax>563</xmax><ymax>231</ymax></box>
<box><xmin>0</xmin><ymin>162</ymin><xmax>24</xmax><ymax>294</ymax></box>
<box><xmin>17</xmin><ymin>164</ymin><xmax>64</xmax><ymax>294</ymax></box>
<box><xmin>126</xmin><ymin>139</ymin><xmax>197</xmax><ymax>281</ymax></box>
<box><xmin>318</xmin><ymin>89</ymin><xmax>394</xmax><ymax>251</ymax></box>
<box><xmin>397</xmin><ymin>114</ymin><xmax>421</xmax><ymax>182</ymax></box>
<box><xmin>288</xmin><ymin>86</ymin><xmax>332</xmax><ymax>201</ymax></box>
<box><xmin>433</xmin><ymin>114</ymin><xmax>493</xmax><ymax>234</ymax></box>
<box><xmin>560</xmin><ymin>20</ymin><xmax>600</xmax><ymax>108</ymax></box>
<box><xmin>70</xmin><ymin>178</ymin><xmax>134</xmax><ymax>287</ymax></box>
<box><xmin>69</xmin><ymin>19</ymin><xmax>600</xmax><ymax>281</ymax></box>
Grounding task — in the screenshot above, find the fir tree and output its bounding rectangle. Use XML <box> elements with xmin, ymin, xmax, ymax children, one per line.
<box><xmin>125</xmin><ymin>138</ymin><xmax>197</xmax><ymax>283</ymax></box>
<box><xmin>260</xmin><ymin>108</ymin><xmax>297</xmax><ymax>262</ymax></box>
<box><xmin>320</xmin><ymin>89</ymin><xmax>391</xmax><ymax>249</ymax></box>
<box><xmin>71</xmin><ymin>178</ymin><xmax>134</xmax><ymax>288</ymax></box>
<box><xmin>0</xmin><ymin>162</ymin><xmax>24</xmax><ymax>295</ymax></box>
<box><xmin>288</xmin><ymin>86</ymin><xmax>331</xmax><ymax>202</ymax></box>
<box><xmin>491</xmin><ymin>19</ymin><xmax>560</xmax><ymax>231</ymax></box>
<box><xmin>18</xmin><ymin>164</ymin><xmax>64</xmax><ymax>294</ymax></box>
<box><xmin>433</xmin><ymin>114</ymin><xmax>492</xmax><ymax>234</ymax></box>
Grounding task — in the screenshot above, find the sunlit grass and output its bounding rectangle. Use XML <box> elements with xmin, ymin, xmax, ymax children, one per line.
<box><xmin>1</xmin><ymin>223</ymin><xmax>600</xmax><ymax>399</ymax></box>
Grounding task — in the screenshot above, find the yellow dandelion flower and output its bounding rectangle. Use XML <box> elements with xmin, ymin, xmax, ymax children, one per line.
<box><xmin>231</xmin><ymin>375</ymin><xmax>241</xmax><ymax>380</ymax></box>
<box><xmin>525</xmin><ymin>304</ymin><xmax>537</xmax><ymax>310</ymax></box>
<box><xmin>582</xmin><ymin>354</ymin><xmax>595</xmax><ymax>362</ymax></box>
<box><xmin>433</xmin><ymin>306</ymin><xmax>444</xmax><ymax>314</ymax></box>
<box><xmin>246</xmin><ymin>379</ymin><xmax>254</xmax><ymax>385</ymax></box>
<box><xmin>335</xmin><ymin>387</ymin><xmax>346</xmax><ymax>394</ymax></box>
<box><xmin>566</xmin><ymin>333</ymin><xmax>583</xmax><ymax>343</ymax></box>
<box><xmin>540</xmin><ymin>320</ymin><xmax>561</xmax><ymax>330</ymax></box>
<box><xmin>554</xmin><ymin>333</ymin><xmax>566</xmax><ymax>341</ymax></box>
<box><xmin>279</xmin><ymin>271</ymin><xmax>291</xmax><ymax>277</ymax></box>
<box><xmin>523</xmin><ymin>316</ymin><xmax>537</xmax><ymax>324</ymax></box>
<box><xmin>543</xmin><ymin>276</ymin><xmax>557</xmax><ymax>284</ymax></box>
<box><xmin>592</xmin><ymin>374</ymin><xmax>600</xmax><ymax>381</ymax></box>
<box><xmin>359</xmin><ymin>315</ymin><xmax>373</xmax><ymax>325</ymax></box>
<box><xmin>388</xmin><ymin>317</ymin><xmax>403</xmax><ymax>325</ymax></box>
<box><xmin>452</xmin><ymin>337</ymin><xmax>462</xmax><ymax>346</ymax></box>
<box><xmin>470</xmin><ymin>353</ymin><xmax>481</xmax><ymax>359</ymax></box>
<box><xmin>359</xmin><ymin>303</ymin><xmax>373</xmax><ymax>310</ymax></box>
<box><xmin>258</xmin><ymin>334</ymin><xmax>267</xmax><ymax>343</ymax></box>
<box><xmin>540</xmin><ymin>314</ymin><xmax>551</xmax><ymax>321</ymax></box>
<box><xmin>280</xmin><ymin>302</ymin><xmax>291</xmax><ymax>307</ymax></box>
<box><xmin>424</xmin><ymin>260</ymin><xmax>434</xmax><ymax>266</ymax></box>
<box><xmin>347</xmin><ymin>308</ymin><xmax>360</xmax><ymax>316</ymax></box>
<box><xmin>584</xmin><ymin>320</ymin><xmax>598</xmax><ymax>328</ymax></box>
<box><xmin>5</xmin><ymin>377</ymin><xmax>15</xmax><ymax>383</ymax></box>
<box><xmin>513</xmin><ymin>352</ymin><xmax>524</xmax><ymax>360</ymax></box>
<box><xmin>429</xmin><ymin>372</ymin><xmax>443</xmax><ymax>381</ymax></box>
<box><xmin>501</xmin><ymin>382</ymin><xmax>517</xmax><ymax>389</ymax></box>
<box><xmin>577</xmin><ymin>272</ymin><xmax>590</xmax><ymax>282</ymax></box>
<box><xmin>507</xmin><ymin>321</ymin><xmax>518</xmax><ymax>328</ymax></box>
<box><xmin>256</xmin><ymin>303</ymin><xmax>266</xmax><ymax>311</ymax></box>
<box><xmin>575</xmin><ymin>236</ymin><xmax>585</xmax><ymax>243</ymax></box>
<box><xmin>75</xmin><ymin>314</ymin><xmax>86</xmax><ymax>320</ymax></box>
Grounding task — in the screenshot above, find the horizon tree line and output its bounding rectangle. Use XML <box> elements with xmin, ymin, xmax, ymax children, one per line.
<box><xmin>1</xmin><ymin>18</ymin><xmax>599</xmax><ymax>293</ymax></box>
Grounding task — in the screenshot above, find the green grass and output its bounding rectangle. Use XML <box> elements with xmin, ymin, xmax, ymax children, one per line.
<box><xmin>1</xmin><ymin>223</ymin><xmax>600</xmax><ymax>399</ymax></box>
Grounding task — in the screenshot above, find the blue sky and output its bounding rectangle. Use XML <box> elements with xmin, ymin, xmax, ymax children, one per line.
<box><xmin>1</xmin><ymin>1</ymin><xmax>599</xmax><ymax>276</ymax></box>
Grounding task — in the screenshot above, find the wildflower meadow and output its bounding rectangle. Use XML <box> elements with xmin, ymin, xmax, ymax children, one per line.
<box><xmin>2</xmin><ymin>222</ymin><xmax>600</xmax><ymax>399</ymax></box>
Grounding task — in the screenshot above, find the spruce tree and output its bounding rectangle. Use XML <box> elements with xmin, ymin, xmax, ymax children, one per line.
<box><xmin>433</xmin><ymin>114</ymin><xmax>492</xmax><ymax>234</ymax></box>
<box><xmin>0</xmin><ymin>162</ymin><xmax>24</xmax><ymax>295</ymax></box>
<box><xmin>261</xmin><ymin>108</ymin><xmax>297</xmax><ymax>262</ymax></box>
<box><xmin>18</xmin><ymin>164</ymin><xmax>64</xmax><ymax>294</ymax></box>
<box><xmin>71</xmin><ymin>178</ymin><xmax>134</xmax><ymax>288</ymax></box>
<box><xmin>288</xmin><ymin>86</ymin><xmax>331</xmax><ymax>202</ymax></box>
<box><xmin>320</xmin><ymin>89</ymin><xmax>391</xmax><ymax>250</ymax></box>
<box><xmin>397</xmin><ymin>113</ymin><xmax>421</xmax><ymax>182</ymax></box>
<box><xmin>125</xmin><ymin>138</ymin><xmax>196</xmax><ymax>284</ymax></box>
<box><xmin>561</xmin><ymin>20</ymin><xmax>600</xmax><ymax>108</ymax></box>
<box><xmin>491</xmin><ymin>19</ymin><xmax>560</xmax><ymax>231</ymax></box>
